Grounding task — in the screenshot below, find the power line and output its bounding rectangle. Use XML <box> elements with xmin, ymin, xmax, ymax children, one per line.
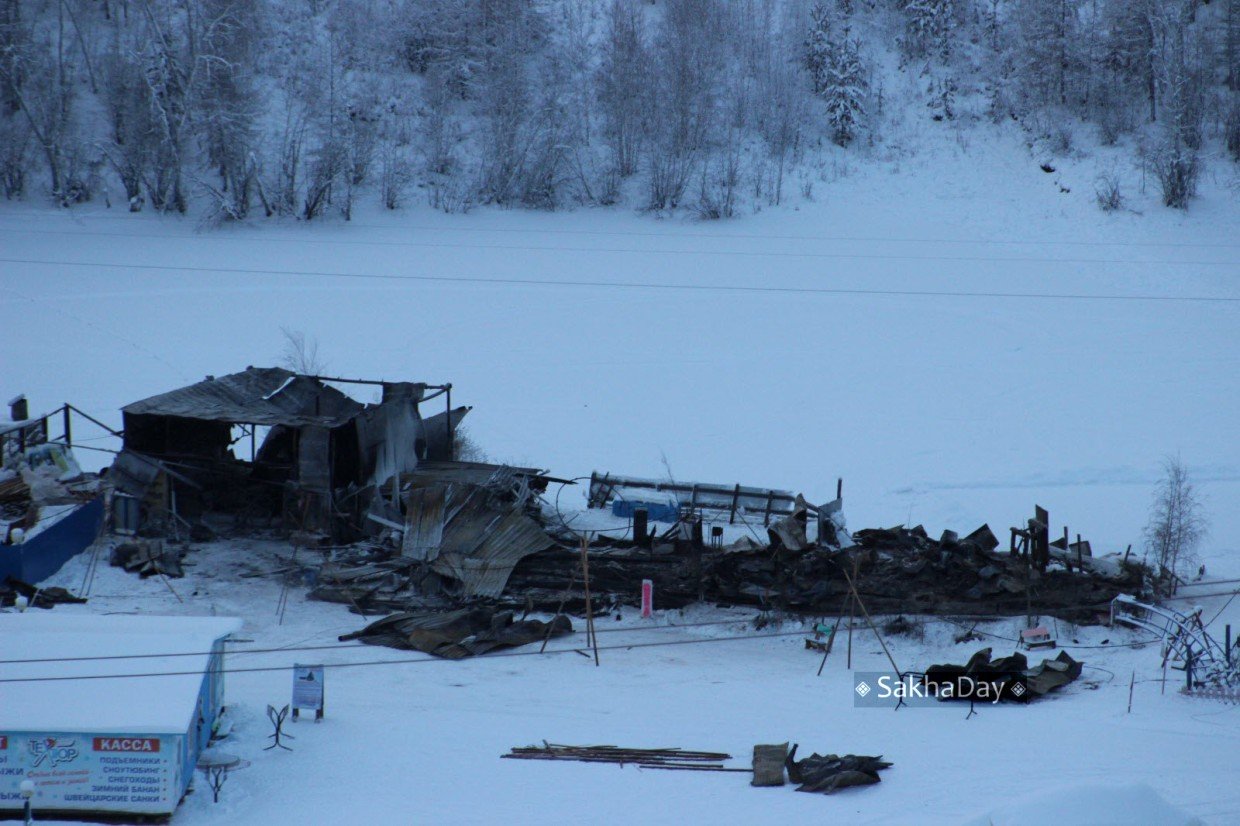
<box><xmin>4</xmin><ymin>211</ymin><xmax>1238</xmax><ymax>250</ymax></box>
<box><xmin>0</xmin><ymin>629</ymin><xmax>815</xmax><ymax>684</ymax></box>
<box><xmin>2</xmin><ymin>257</ymin><xmax>1237</xmax><ymax>304</ymax></box>
<box><xmin>0</xmin><ymin>603</ymin><xmax>1171</xmax><ymax>680</ymax></box>
<box><xmin>0</xmin><ymin>229</ymin><xmax>1235</xmax><ymax>268</ymax></box>
<box><xmin>0</xmin><ymin>618</ymin><xmax>758</xmax><ymax>666</ymax></box>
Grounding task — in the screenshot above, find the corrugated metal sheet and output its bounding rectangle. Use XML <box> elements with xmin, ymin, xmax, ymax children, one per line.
<box><xmin>402</xmin><ymin>486</ymin><xmax>447</xmax><ymax>561</ymax></box>
<box><xmin>431</xmin><ymin>507</ymin><xmax>552</xmax><ymax>598</ymax></box>
<box><xmin>437</xmin><ymin>488</ymin><xmax>502</xmax><ymax>557</ymax></box>
<box><xmin>122</xmin><ymin>367</ymin><xmax>363</xmax><ymax>428</ymax></box>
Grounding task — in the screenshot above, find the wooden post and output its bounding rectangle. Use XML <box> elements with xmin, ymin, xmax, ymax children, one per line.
<box><xmin>818</xmin><ymin>596</ymin><xmax>850</xmax><ymax>677</ymax></box>
<box><xmin>729</xmin><ymin>484</ymin><xmax>740</xmax><ymax>524</ymax></box>
<box><xmin>1025</xmin><ymin>539</ymin><xmax>1033</xmax><ymax>630</ymax></box>
<box><xmin>580</xmin><ymin>534</ymin><xmax>599</xmax><ymax>667</ymax></box>
<box><xmin>445</xmin><ymin>385</ymin><xmax>454</xmax><ymax>459</ymax></box>
<box><xmin>1185</xmin><ymin>649</ymin><xmax>1193</xmax><ymax>692</ymax></box>
<box><xmin>1076</xmin><ymin>533</ymin><xmax>1083</xmax><ymax>569</ymax></box>
<box><xmin>837</xmin><ymin>562</ymin><xmax>902</xmax><ymax>677</ymax></box>
<box><xmin>1127</xmin><ymin>670</ymin><xmax>1135</xmax><ymax>713</ymax></box>
<box><xmin>846</xmin><ymin>592</ymin><xmax>855</xmax><ymax>670</ymax></box>
<box><xmin>1226</xmin><ymin>625</ymin><xmax>1232</xmax><ymax>668</ymax></box>
<box><xmin>62</xmin><ymin>405</ymin><xmax>72</xmax><ymax>446</ymax></box>
<box><xmin>846</xmin><ymin>556</ymin><xmax>860</xmax><ymax>670</ymax></box>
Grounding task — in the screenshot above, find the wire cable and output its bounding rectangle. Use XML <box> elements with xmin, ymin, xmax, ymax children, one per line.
<box><xmin>3</xmin><ymin>226</ymin><xmax>1238</xmax><ymax>268</ymax></box>
<box><xmin>0</xmin><ymin>628</ymin><xmax>816</xmax><ymax>684</ymax></box>
<box><xmin>1</xmin><ymin>257</ymin><xmax>1238</xmax><ymax>303</ymax></box>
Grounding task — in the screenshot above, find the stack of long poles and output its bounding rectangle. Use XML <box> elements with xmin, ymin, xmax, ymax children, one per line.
<box><xmin>503</xmin><ymin>744</ymin><xmax>740</xmax><ymax>772</ymax></box>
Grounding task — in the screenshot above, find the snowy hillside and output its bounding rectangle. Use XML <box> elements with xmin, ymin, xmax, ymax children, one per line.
<box><xmin>1</xmin><ymin>1</ymin><xmax>1237</xmax><ymax>217</ymax></box>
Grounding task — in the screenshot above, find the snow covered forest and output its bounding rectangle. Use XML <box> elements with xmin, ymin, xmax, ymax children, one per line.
<box><xmin>1</xmin><ymin>0</ymin><xmax>1237</xmax><ymax>220</ymax></box>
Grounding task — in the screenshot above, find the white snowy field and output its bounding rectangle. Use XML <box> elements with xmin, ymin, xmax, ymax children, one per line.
<box><xmin>4</xmin><ymin>537</ymin><xmax>1236</xmax><ymax>825</ymax></box>
<box><xmin>1</xmin><ymin>126</ymin><xmax>1238</xmax><ymax>572</ymax></box>
<box><xmin>1</xmin><ymin>123</ymin><xmax>1239</xmax><ymax>823</ymax></box>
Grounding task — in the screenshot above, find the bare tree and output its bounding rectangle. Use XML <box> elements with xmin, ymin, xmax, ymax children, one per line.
<box><xmin>598</xmin><ymin>0</ymin><xmax>650</xmax><ymax>179</ymax></box>
<box><xmin>1144</xmin><ymin>456</ymin><xmax>1208</xmax><ymax>595</ymax></box>
<box><xmin>280</xmin><ymin>328</ymin><xmax>326</xmax><ymax>376</ymax></box>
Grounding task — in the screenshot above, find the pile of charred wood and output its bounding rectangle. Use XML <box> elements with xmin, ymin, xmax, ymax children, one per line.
<box><xmin>307</xmin><ymin>466</ymin><xmax>1144</xmax><ymax>625</ymax></box>
<box><xmin>503</xmin><ymin>522</ymin><xmax>1139</xmax><ymax>622</ymax></box>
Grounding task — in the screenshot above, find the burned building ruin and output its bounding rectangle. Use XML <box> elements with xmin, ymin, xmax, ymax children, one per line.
<box><xmin>110</xmin><ymin>367</ymin><xmax>469</xmax><ymax>539</ymax></box>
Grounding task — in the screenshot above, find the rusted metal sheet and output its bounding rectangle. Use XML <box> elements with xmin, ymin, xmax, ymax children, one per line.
<box><xmin>402</xmin><ymin>485</ymin><xmax>447</xmax><ymax>561</ymax></box>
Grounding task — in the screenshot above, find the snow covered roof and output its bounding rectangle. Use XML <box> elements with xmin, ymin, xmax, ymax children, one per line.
<box><xmin>122</xmin><ymin>366</ymin><xmax>364</xmax><ymax>428</ymax></box>
<box><xmin>0</xmin><ymin>613</ymin><xmax>242</xmax><ymax>734</ymax></box>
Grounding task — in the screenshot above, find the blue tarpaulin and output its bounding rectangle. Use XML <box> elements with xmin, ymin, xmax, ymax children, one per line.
<box><xmin>610</xmin><ymin>499</ymin><xmax>680</xmax><ymax>523</ymax></box>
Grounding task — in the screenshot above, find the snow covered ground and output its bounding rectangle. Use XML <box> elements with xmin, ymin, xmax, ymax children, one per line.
<box><xmin>1</xmin><ymin>118</ymin><xmax>1238</xmax><ymax>823</ymax></box>
<box><xmin>4</xmin><ymin>536</ymin><xmax>1235</xmax><ymax>825</ymax></box>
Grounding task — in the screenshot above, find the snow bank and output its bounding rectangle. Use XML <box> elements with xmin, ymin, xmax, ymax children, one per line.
<box><xmin>963</xmin><ymin>782</ymin><xmax>1204</xmax><ymax>826</ymax></box>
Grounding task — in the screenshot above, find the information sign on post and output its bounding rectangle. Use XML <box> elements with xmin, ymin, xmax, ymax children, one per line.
<box><xmin>291</xmin><ymin>665</ymin><xmax>324</xmax><ymax>722</ymax></box>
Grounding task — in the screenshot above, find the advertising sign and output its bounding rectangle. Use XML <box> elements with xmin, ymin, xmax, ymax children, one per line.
<box><xmin>291</xmin><ymin>664</ymin><xmax>324</xmax><ymax>721</ymax></box>
<box><xmin>0</xmin><ymin>732</ymin><xmax>178</xmax><ymax>814</ymax></box>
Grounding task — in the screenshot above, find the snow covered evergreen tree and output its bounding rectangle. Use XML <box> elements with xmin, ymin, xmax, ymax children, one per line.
<box><xmin>820</xmin><ymin>31</ymin><xmax>868</xmax><ymax>147</ymax></box>
<box><xmin>901</xmin><ymin>0</ymin><xmax>954</xmax><ymax>60</ymax></box>
<box><xmin>804</xmin><ymin>3</ymin><xmax>833</xmax><ymax>96</ymax></box>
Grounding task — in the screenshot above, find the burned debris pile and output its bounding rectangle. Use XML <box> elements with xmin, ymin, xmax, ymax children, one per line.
<box><xmin>504</xmin><ymin>519</ymin><xmax>1137</xmax><ymax>622</ymax></box>
<box><xmin>111</xmin><ymin>539</ymin><xmax>187</xmax><ymax>578</ymax></box>
<box><xmin>785</xmin><ymin>746</ymin><xmax>893</xmax><ymax>794</ymax></box>
<box><xmin>922</xmin><ymin>647</ymin><xmax>1084</xmax><ymax>702</ymax></box>
<box><xmin>0</xmin><ymin>578</ymin><xmax>86</xmax><ymax>609</ymax></box>
<box><xmin>311</xmin><ymin>461</ymin><xmax>558</xmax><ymax>610</ymax></box>
<box><xmin>341</xmin><ymin>607</ymin><xmax>572</xmax><ymax>659</ymax></box>
<box><xmin>307</xmin><ymin>470</ymin><xmax>1142</xmax><ymax>635</ymax></box>
<box><xmin>86</xmin><ymin>370</ymin><xmax>1153</xmax><ymax>653</ymax></box>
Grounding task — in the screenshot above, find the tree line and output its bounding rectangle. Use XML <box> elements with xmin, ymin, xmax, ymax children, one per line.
<box><xmin>1</xmin><ymin>0</ymin><xmax>1236</xmax><ymax>220</ymax></box>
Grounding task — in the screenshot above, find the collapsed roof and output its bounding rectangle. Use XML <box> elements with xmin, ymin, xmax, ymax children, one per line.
<box><xmin>122</xmin><ymin>366</ymin><xmax>364</xmax><ymax>428</ymax></box>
